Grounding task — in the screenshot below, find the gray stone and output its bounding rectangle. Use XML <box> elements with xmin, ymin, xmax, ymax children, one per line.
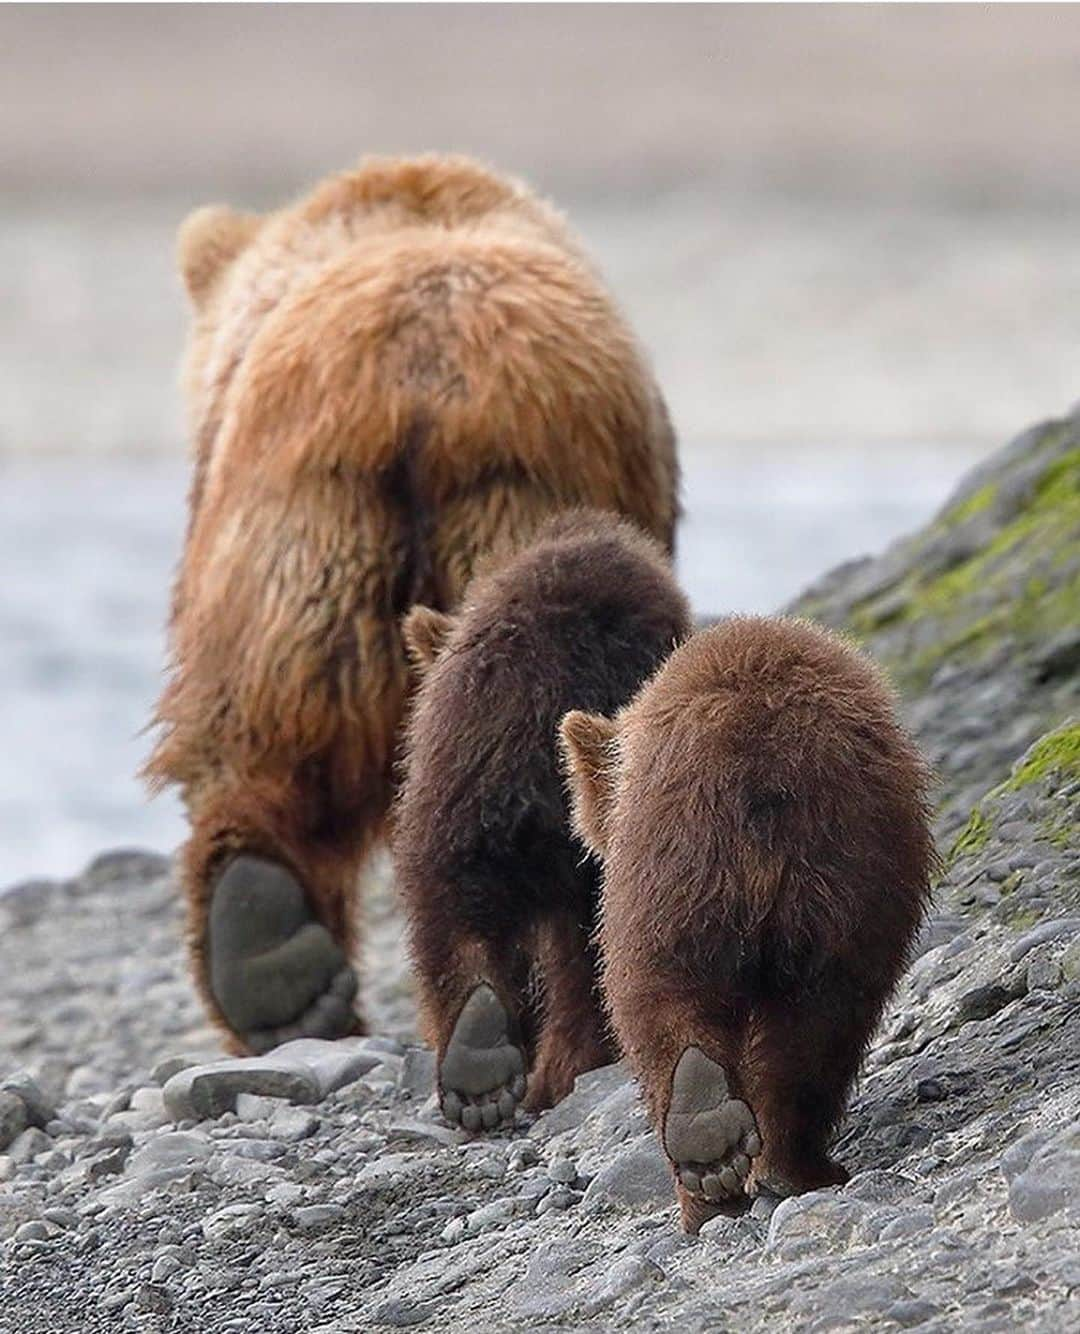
<box><xmin>162</xmin><ymin>1059</ymin><xmax>320</xmax><ymax>1121</ymax></box>
<box><xmin>267</xmin><ymin>1107</ymin><xmax>319</xmax><ymax>1142</ymax></box>
<box><xmin>132</xmin><ymin>1130</ymin><xmax>210</xmax><ymax>1167</ymax></box>
<box><xmin>536</xmin><ymin>1187</ymin><xmax>581</xmax><ymax>1215</ymax></box>
<box><xmin>291</xmin><ymin>1204</ymin><xmax>346</xmax><ymax>1231</ymax></box>
<box><xmin>14</xmin><ymin>1220</ymin><xmax>50</xmax><ymax>1243</ymax></box>
<box><xmin>0</xmin><ymin>1091</ymin><xmax>28</xmax><ymax>1151</ymax></box>
<box><xmin>879</xmin><ymin>1208</ymin><xmax>935</xmax><ymax>1240</ymax></box>
<box><xmin>397</xmin><ymin>1048</ymin><xmax>437</xmax><ymax>1102</ymax></box>
<box><xmin>201</xmin><ymin>1203</ymin><xmax>264</xmax><ymax>1240</ymax></box>
<box><xmin>529</xmin><ymin>1062</ymin><xmax>631</xmax><ymax>1140</ymax></box>
<box><xmin>7</xmin><ymin>1127</ymin><xmax>51</xmax><ymax>1164</ymax></box>
<box><xmin>1008</xmin><ymin>1128</ymin><xmax>1080</xmax><ymax>1222</ymax></box>
<box><xmin>151</xmin><ymin>1055</ymin><xmax>202</xmax><ymax>1086</ymax></box>
<box><xmin>882</xmin><ymin>1298</ymin><xmax>943</xmax><ymax>1328</ymax></box>
<box><xmin>150</xmin><ymin>1254</ymin><xmax>182</xmax><ymax>1283</ymax></box>
<box><xmin>464</xmin><ymin>1198</ymin><xmax>515</xmax><ymax>1234</ymax></box>
<box><xmin>511</xmin><ymin>1239</ymin><xmax>605</xmax><ymax>1320</ymax></box>
<box><xmin>1008</xmin><ymin>918</ymin><xmax>1080</xmax><ymax>964</ymax></box>
<box><xmin>581</xmin><ymin>1138</ymin><xmax>671</xmax><ymax>1212</ymax></box>
<box><xmin>1001</xmin><ymin>1128</ymin><xmax>1055</xmax><ymax>1181</ymax></box>
<box><xmin>1</xmin><ymin>1073</ymin><xmax>54</xmax><ymax>1128</ymax></box>
<box><xmin>547</xmin><ymin>1156</ymin><xmax>579</xmax><ymax>1184</ymax></box>
<box><xmin>271</xmin><ymin>1037</ymin><xmax>383</xmax><ymax>1096</ymax></box>
<box><xmin>766</xmin><ymin>1191</ymin><xmax>871</xmax><ymax>1256</ymax></box>
<box><xmin>370</xmin><ymin>1298</ymin><xmax>436</xmax><ymax>1327</ymax></box>
<box><xmin>579</xmin><ymin>1254</ymin><xmax>663</xmax><ymax>1315</ymax></box>
<box><xmin>234</xmin><ymin>1092</ymin><xmax>287</xmax><ymax>1122</ymax></box>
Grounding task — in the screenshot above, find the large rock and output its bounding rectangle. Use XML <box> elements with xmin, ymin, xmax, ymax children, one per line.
<box><xmin>792</xmin><ymin>407</ymin><xmax>1080</xmax><ymax>833</ymax></box>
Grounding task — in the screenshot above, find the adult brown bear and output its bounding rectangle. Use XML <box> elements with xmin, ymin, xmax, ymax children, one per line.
<box><xmin>561</xmin><ymin>617</ymin><xmax>935</xmax><ymax>1232</ymax></box>
<box><xmin>145</xmin><ymin>155</ymin><xmax>679</xmax><ymax>1054</ymax></box>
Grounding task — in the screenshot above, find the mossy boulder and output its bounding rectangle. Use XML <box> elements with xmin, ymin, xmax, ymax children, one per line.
<box><xmin>792</xmin><ymin>406</ymin><xmax>1080</xmax><ymax>834</ymax></box>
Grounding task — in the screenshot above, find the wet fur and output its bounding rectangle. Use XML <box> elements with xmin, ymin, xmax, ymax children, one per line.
<box><xmin>561</xmin><ymin>616</ymin><xmax>936</xmax><ymax>1229</ymax></box>
<box><xmin>394</xmin><ymin>510</ymin><xmax>691</xmax><ymax>1111</ymax></box>
<box><xmin>144</xmin><ymin>155</ymin><xmax>680</xmax><ymax>1047</ymax></box>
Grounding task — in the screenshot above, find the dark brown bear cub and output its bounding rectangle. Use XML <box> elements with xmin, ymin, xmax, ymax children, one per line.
<box><xmin>561</xmin><ymin>616</ymin><xmax>935</xmax><ymax>1232</ymax></box>
<box><xmin>393</xmin><ymin>510</ymin><xmax>691</xmax><ymax>1130</ymax></box>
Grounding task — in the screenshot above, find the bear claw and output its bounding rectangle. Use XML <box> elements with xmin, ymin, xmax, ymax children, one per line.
<box><xmin>208</xmin><ymin>855</ymin><xmax>359</xmax><ymax>1052</ymax></box>
<box><xmin>663</xmin><ymin>1046</ymin><xmax>761</xmax><ymax>1202</ymax></box>
<box><xmin>439</xmin><ymin>984</ymin><xmax>526</xmax><ymax>1133</ymax></box>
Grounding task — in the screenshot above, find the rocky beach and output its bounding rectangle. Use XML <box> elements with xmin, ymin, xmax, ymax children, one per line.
<box><xmin>0</xmin><ymin>407</ymin><xmax>1077</xmax><ymax>1331</ymax></box>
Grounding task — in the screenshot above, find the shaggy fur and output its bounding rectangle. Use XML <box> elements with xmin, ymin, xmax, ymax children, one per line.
<box><xmin>562</xmin><ymin>617</ymin><xmax>936</xmax><ymax>1231</ymax></box>
<box><xmin>145</xmin><ymin>155</ymin><xmax>680</xmax><ymax>1049</ymax></box>
<box><xmin>393</xmin><ymin>510</ymin><xmax>691</xmax><ymax>1115</ymax></box>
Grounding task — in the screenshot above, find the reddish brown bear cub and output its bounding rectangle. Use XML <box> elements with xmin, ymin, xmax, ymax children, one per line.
<box><xmin>394</xmin><ymin>510</ymin><xmax>691</xmax><ymax>1129</ymax></box>
<box><xmin>144</xmin><ymin>154</ymin><xmax>679</xmax><ymax>1054</ymax></box>
<box><xmin>561</xmin><ymin>616</ymin><xmax>935</xmax><ymax>1232</ymax></box>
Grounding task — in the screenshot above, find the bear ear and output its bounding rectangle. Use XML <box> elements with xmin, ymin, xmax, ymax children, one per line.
<box><xmin>402</xmin><ymin>605</ymin><xmax>455</xmax><ymax>676</ymax></box>
<box><xmin>177</xmin><ymin>205</ymin><xmax>262</xmax><ymax>306</ymax></box>
<box><xmin>559</xmin><ymin>710</ymin><xmax>620</xmax><ymax>859</ymax></box>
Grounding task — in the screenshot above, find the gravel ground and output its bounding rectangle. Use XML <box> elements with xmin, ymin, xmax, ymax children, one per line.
<box><xmin>0</xmin><ymin>411</ymin><xmax>1077</xmax><ymax>1331</ymax></box>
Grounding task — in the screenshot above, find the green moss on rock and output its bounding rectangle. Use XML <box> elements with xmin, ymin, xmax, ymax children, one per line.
<box><xmin>999</xmin><ymin>720</ymin><xmax>1080</xmax><ymax>793</ymax></box>
<box><xmin>948</xmin><ymin>807</ymin><xmax>992</xmax><ymax>865</ymax></box>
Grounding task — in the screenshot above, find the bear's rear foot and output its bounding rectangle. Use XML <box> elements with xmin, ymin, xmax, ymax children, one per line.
<box><xmin>748</xmin><ymin>1154</ymin><xmax>849</xmax><ymax>1199</ymax></box>
<box><xmin>208</xmin><ymin>855</ymin><xmax>359</xmax><ymax>1053</ymax></box>
<box><xmin>663</xmin><ymin>1047</ymin><xmax>761</xmax><ymax>1207</ymax></box>
<box><xmin>439</xmin><ymin>984</ymin><xmax>526</xmax><ymax>1133</ymax></box>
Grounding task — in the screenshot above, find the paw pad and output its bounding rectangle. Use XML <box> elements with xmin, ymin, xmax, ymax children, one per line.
<box><xmin>209</xmin><ymin>856</ymin><xmax>358</xmax><ymax>1051</ymax></box>
<box><xmin>663</xmin><ymin>1046</ymin><xmax>761</xmax><ymax>1202</ymax></box>
<box><xmin>439</xmin><ymin>984</ymin><xmax>526</xmax><ymax>1133</ymax></box>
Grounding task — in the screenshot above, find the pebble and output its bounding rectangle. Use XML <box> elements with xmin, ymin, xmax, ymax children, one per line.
<box><xmin>7</xmin><ymin>1126</ymin><xmax>51</xmax><ymax>1164</ymax></box>
<box><xmin>581</xmin><ymin>1140</ymin><xmax>671</xmax><ymax>1211</ymax></box>
<box><xmin>201</xmin><ymin>1203</ymin><xmax>264</xmax><ymax>1241</ymax></box>
<box><xmin>0</xmin><ymin>1091</ymin><xmax>29</xmax><ymax>1150</ymax></box>
<box><xmin>1007</xmin><ymin>1129</ymin><xmax>1080</xmax><ymax>1222</ymax></box>
<box><xmin>235</xmin><ymin>1092</ymin><xmax>287</xmax><ymax>1122</ymax></box>
<box><xmin>14</xmin><ymin>1220</ymin><xmax>51</xmax><ymax>1243</ymax></box>
<box><xmin>464</xmin><ymin>1199</ymin><xmax>515</xmax><ymax>1235</ymax></box>
<box><xmin>1008</xmin><ymin>918</ymin><xmax>1080</xmax><ymax>963</ymax></box>
<box><xmin>1</xmin><ymin>1073</ymin><xmax>55</xmax><ymax>1128</ymax></box>
<box><xmin>291</xmin><ymin>1204</ymin><xmax>346</xmax><ymax>1231</ymax></box>
<box><xmin>536</xmin><ymin>1188</ymin><xmax>582</xmax><ymax>1215</ymax></box>
<box><xmin>268</xmin><ymin>1108</ymin><xmax>319</xmax><ymax>1142</ymax></box>
<box><xmin>151</xmin><ymin>1253</ymin><xmax>183</xmax><ymax>1282</ymax></box>
<box><xmin>547</xmin><ymin>1156</ymin><xmax>578</xmax><ymax>1184</ymax></box>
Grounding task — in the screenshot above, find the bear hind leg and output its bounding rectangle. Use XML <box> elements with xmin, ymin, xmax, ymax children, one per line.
<box><xmin>741</xmin><ymin>991</ymin><xmax>868</xmax><ymax>1198</ymax></box>
<box><xmin>664</xmin><ymin>1046</ymin><xmax>762</xmax><ymax>1208</ymax></box>
<box><xmin>524</xmin><ymin>911</ymin><xmax>615</xmax><ymax>1112</ymax></box>
<box><xmin>183</xmin><ymin>770</ymin><xmax>381</xmax><ymax>1054</ymax></box>
<box><xmin>440</xmin><ymin>981</ymin><xmax>528</xmax><ymax>1132</ymax></box>
<box><xmin>409</xmin><ymin>922</ymin><xmax>531</xmax><ymax>1133</ymax></box>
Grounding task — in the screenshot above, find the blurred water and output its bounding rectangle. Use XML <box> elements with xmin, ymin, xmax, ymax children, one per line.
<box><xmin>0</xmin><ymin>442</ymin><xmax>986</xmax><ymax>888</ymax></box>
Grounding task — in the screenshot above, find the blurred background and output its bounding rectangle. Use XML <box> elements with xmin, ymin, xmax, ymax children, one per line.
<box><xmin>2</xmin><ymin>3</ymin><xmax>1078</xmax><ymax>885</ymax></box>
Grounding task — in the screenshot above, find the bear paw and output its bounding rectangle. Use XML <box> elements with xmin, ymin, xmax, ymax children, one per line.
<box><xmin>663</xmin><ymin>1046</ymin><xmax>761</xmax><ymax>1202</ymax></box>
<box><xmin>439</xmin><ymin>984</ymin><xmax>526</xmax><ymax>1133</ymax></box>
<box><xmin>208</xmin><ymin>855</ymin><xmax>359</xmax><ymax>1053</ymax></box>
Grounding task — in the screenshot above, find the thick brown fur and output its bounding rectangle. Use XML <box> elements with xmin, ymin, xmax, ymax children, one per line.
<box><xmin>393</xmin><ymin>510</ymin><xmax>691</xmax><ymax>1114</ymax></box>
<box><xmin>144</xmin><ymin>155</ymin><xmax>679</xmax><ymax>1049</ymax></box>
<box><xmin>561</xmin><ymin>616</ymin><xmax>937</xmax><ymax>1230</ymax></box>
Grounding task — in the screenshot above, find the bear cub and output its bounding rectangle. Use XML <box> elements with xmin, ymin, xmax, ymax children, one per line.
<box><xmin>561</xmin><ymin>616</ymin><xmax>936</xmax><ymax>1232</ymax></box>
<box><xmin>394</xmin><ymin>509</ymin><xmax>691</xmax><ymax>1130</ymax></box>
